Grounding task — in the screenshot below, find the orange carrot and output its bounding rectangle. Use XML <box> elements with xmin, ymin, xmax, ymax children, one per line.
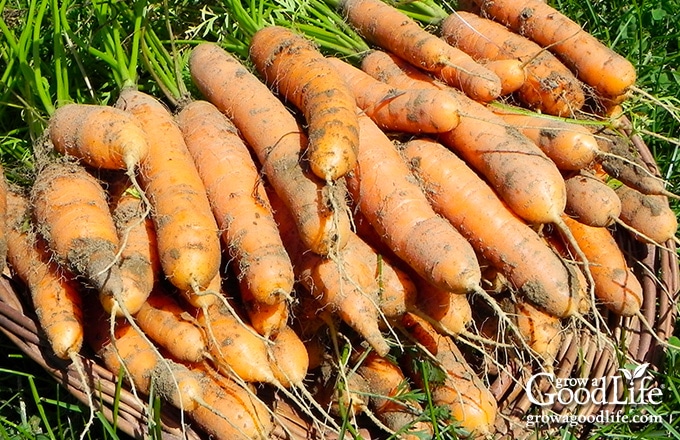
<box><xmin>561</xmin><ymin>215</ymin><xmax>643</xmax><ymax>316</ymax></box>
<box><xmin>102</xmin><ymin>181</ymin><xmax>160</xmax><ymax>316</ymax></box>
<box><xmin>400</xmin><ymin>138</ymin><xmax>580</xmax><ymax>318</ymax></box>
<box><xmin>414</xmin><ymin>277</ymin><xmax>472</xmax><ymax>335</ymax></box>
<box><xmin>360</xmin><ymin>51</ymin><xmax>568</xmax><ymax>226</ymax></box>
<box><xmin>134</xmin><ymin>288</ymin><xmax>207</xmax><ymax>363</ymax></box>
<box><xmin>189</xmin><ymin>365</ymin><xmax>274</xmax><ymax>440</ymax></box>
<box><xmin>472</xmin><ymin>0</ymin><xmax>637</xmax><ymax>98</ymax></box>
<box><xmin>249</xmin><ymin>26</ymin><xmax>359</xmax><ymax>182</ymax></box>
<box><xmin>270</xmin><ymin>188</ymin><xmax>391</xmax><ymax>356</ymax></box>
<box><xmin>493</xmin><ymin>109</ymin><xmax>599</xmax><ymax>170</ymax></box>
<box><xmin>402</xmin><ymin>312</ymin><xmax>498</xmax><ymax>435</ymax></box>
<box><xmin>615</xmin><ymin>185</ymin><xmax>678</xmax><ymax>244</ymax></box>
<box><xmin>48</xmin><ymin>103</ymin><xmax>149</xmax><ymax>172</ymax></box>
<box><xmin>6</xmin><ymin>189</ymin><xmax>84</xmax><ymax>360</ymax></box>
<box><xmin>31</xmin><ymin>162</ymin><xmax>124</xmax><ymax>305</ymax></box>
<box><xmin>564</xmin><ymin>173</ymin><xmax>621</xmax><ymax>227</ymax></box>
<box><xmin>481</xmin><ymin>59</ymin><xmax>527</xmax><ymax>95</ymax></box>
<box><xmin>177</xmin><ymin>100</ymin><xmax>294</xmax><ymax>306</ymax></box>
<box><xmin>500</xmin><ymin>297</ymin><xmax>563</xmax><ymax>364</ymax></box>
<box><xmin>325</xmin><ymin>57</ymin><xmax>460</xmax><ymax>133</ymax></box>
<box><xmin>188</xmin><ymin>42</ymin><xmax>351</xmax><ymax>256</ymax></box>
<box><xmin>267</xmin><ymin>325</ymin><xmax>310</xmax><ymax>388</ymax></box>
<box><xmin>356</xmin><ymin>350</ymin><xmax>433</xmax><ymax>439</ymax></box>
<box><xmin>341</xmin><ymin>0</ymin><xmax>501</xmax><ymax>102</ymax></box>
<box><xmin>347</xmin><ymin>113</ymin><xmax>481</xmax><ymax>294</ymax></box>
<box><xmin>440</xmin><ymin>11</ymin><xmax>585</xmax><ymax>116</ymax></box>
<box><xmin>115</xmin><ymin>89</ymin><xmax>221</xmax><ymax>296</ymax></box>
<box><xmin>238</xmin><ymin>277</ymin><xmax>290</xmax><ymax>339</ymax></box>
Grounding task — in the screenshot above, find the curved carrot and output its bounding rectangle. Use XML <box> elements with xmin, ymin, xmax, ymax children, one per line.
<box><xmin>177</xmin><ymin>100</ymin><xmax>294</xmax><ymax>306</ymax></box>
<box><xmin>326</xmin><ymin>56</ymin><xmax>460</xmax><ymax>133</ymax></box>
<box><xmin>561</xmin><ymin>215</ymin><xmax>643</xmax><ymax>316</ymax></box>
<box><xmin>249</xmin><ymin>26</ymin><xmax>359</xmax><ymax>182</ymax></box>
<box><xmin>348</xmin><ymin>114</ymin><xmax>481</xmax><ymax>294</ymax></box>
<box><xmin>341</xmin><ymin>0</ymin><xmax>501</xmax><ymax>102</ymax></box>
<box><xmin>401</xmin><ymin>138</ymin><xmax>580</xmax><ymax>318</ymax></box>
<box><xmin>268</xmin><ymin>326</ymin><xmax>310</xmax><ymax>389</ymax></box>
<box><xmin>238</xmin><ymin>277</ymin><xmax>290</xmax><ymax>339</ymax></box>
<box><xmin>188</xmin><ymin>42</ymin><xmax>351</xmax><ymax>256</ymax></box>
<box><xmin>440</xmin><ymin>11</ymin><xmax>585</xmax><ymax>116</ymax></box>
<box><xmin>31</xmin><ymin>162</ymin><xmax>124</xmax><ymax>304</ymax></box>
<box><xmin>472</xmin><ymin>0</ymin><xmax>636</xmax><ymax>98</ymax></box>
<box><xmin>501</xmin><ymin>297</ymin><xmax>563</xmax><ymax>364</ymax></box>
<box><xmin>115</xmin><ymin>89</ymin><xmax>221</xmax><ymax>293</ymax></box>
<box><xmin>415</xmin><ymin>278</ymin><xmax>472</xmax><ymax>335</ymax></box>
<box><xmin>6</xmin><ymin>189</ymin><xmax>84</xmax><ymax>360</ymax></box>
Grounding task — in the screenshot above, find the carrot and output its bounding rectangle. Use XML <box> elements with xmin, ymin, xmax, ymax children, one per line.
<box><xmin>101</xmin><ymin>181</ymin><xmax>160</xmax><ymax>316</ymax></box>
<box><xmin>31</xmin><ymin>161</ymin><xmax>124</xmax><ymax>306</ymax></box>
<box><xmin>400</xmin><ymin>138</ymin><xmax>580</xmax><ymax>317</ymax></box>
<box><xmin>615</xmin><ymin>185</ymin><xmax>678</xmax><ymax>245</ymax></box>
<box><xmin>414</xmin><ymin>278</ymin><xmax>472</xmax><ymax>335</ymax></box>
<box><xmin>340</xmin><ymin>0</ymin><xmax>502</xmax><ymax>102</ymax></box>
<box><xmin>177</xmin><ymin>100</ymin><xmax>294</xmax><ymax>306</ymax></box>
<box><xmin>325</xmin><ymin>57</ymin><xmax>461</xmax><ymax>133</ymax></box>
<box><xmin>564</xmin><ymin>173</ymin><xmax>621</xmax><ymax>228</ymax></box>
<box><xmin>249</xmin><ymin>26</ymin><xmax>359</xmax><ymax>182</ymax></box>
<box><xmin>347</xmin><ymin>113</ymin><xmax>481</xmax><ymax>294</ymax></box>
<box><xmin>267</xmin><ymin>325</ymin><xmax>310</xmax><ymax>389</ymax></box>
<box><xmin>134</xmin><ymin>288</ymin><xmax>207</xmax><ymax>364</ymax></box>
<box><xmin>360</xmin><ymin>50</ymin><xmax>568</xmax><ymax>226</ymax></box>
<box><xmin>270</xmin><ymin>188</ymin><xmax>391</xmax><ymax>356</ymax></box>
<box><xmin>493</xmin><ymin>109</ymin><xmax>599</xmax><ymax>170</ymax></box>
<box><xmin>402</xmin><ymin>312</ymin><xmax>498</xmax><ymax>436</ymax></box>
<box><xmin>472</xmin><ymin>0</ymin><xmax>637</xmax><ymax>98</ymax></box>
<box><xmin>561</xmin><ymin>215</ymin><xmax>643</xmax><ymax>316</ymax></box>
<box><xmin>6</xmin><ymin>189</ymin><xmax>84</xmax><ymax>360</ymax></box>
<box><xmin>356</xmin><ymin>350</ymin><xmax>433</xmax><ymax>440</ymax></box>
<box><xmin>198</xmin><ymin>300</ymin><xmax>279</xmax><ymax>384</ymax></box>
<box><xmin>115</xmin><ymin>89</ymin><xmax>221</xmax><ymax>294</ymax></box>
<box><xmin>440</xmin><ymin>11</ymin><xmax>585</xmax><ymax>116</ymax></box>
<box><xmin>188</xmin><ymin>42</ymin><xmax>351</xmax><ymax>256</ymax></box>
<box><xmin>481</xmin><ymin>59</ymin><xmax>527</xmax><ymax>95</ymax></box>
<box><xmin>238</xmin><ymin>277</ymin><xmax>290</xmax><ymax>339</ymax></box>
<box><xmin>500</xmin><ymin>297</ymin><xmax>563</xmax><ymax>364</ymax></box>
<box><xmin>48</xmin><ymin>103</ymin><xmax>149</xmax><ymax>173</ymax></box>
<box><xmin>189</xmin><ymin>365</ymin><xmax>274</xmax><ymax>440</ymax></box>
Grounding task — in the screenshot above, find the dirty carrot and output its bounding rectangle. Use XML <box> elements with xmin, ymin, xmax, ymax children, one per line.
<box><xmin>177</xmin><ymin>99</ymin><xmax>294</xmax><ymax>306</ymax></box>
<box><xmin>249</xmin><ymin>26</ymin><xmax>359</xmax><ymax>182</ymax></box>
<box><xmin>188</xmin><ymin>42</ymin><xmax>351</xmax><ymax>256</ymax></box>
<box><xmin>115</xmin><ymin>89</ymin><xmax>221</xmax><ymax>294</ymax></box>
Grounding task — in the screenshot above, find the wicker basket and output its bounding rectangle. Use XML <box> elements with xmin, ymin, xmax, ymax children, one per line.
<box><xmin>0</xmin><ymin>118</ymin><xmax>677</xmax><ymax>440</ymax></box>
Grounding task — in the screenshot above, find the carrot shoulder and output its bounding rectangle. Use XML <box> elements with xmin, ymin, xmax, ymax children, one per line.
<box><xmin>177</xmin><ymin>100</ymin><xmax>294</xmax><ymax>306</ymax></box>
<box><xmin>249</xmin><ymin>26</ymin><xmax>359</xmax><ymax>182</ymax></box>
<box><xmin>115</xmin><ymin>89</ymin><xmax>221</xmax><ymax>293</ymax></box>
<box><xmin>188</xmin><ymin>42</ymin><xmax>351</xmax><ymax>256</ymax></box>
<box><xmin>347</xmin><ymin>113</ymin><xmax>481</xmax><ymax>294</ymax></box>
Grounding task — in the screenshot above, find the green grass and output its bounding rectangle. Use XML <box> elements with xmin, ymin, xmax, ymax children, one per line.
<box><xmin>0</xmin><ymin>0</ymin><xmax>678</xmax><ymax>439</ymax></box>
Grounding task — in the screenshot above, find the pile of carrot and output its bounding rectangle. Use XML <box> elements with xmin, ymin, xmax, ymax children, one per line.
<box><xmin>0</xmin><ymin>1</ymin><xmax>677</xmax><ymax>439</ymax></box>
